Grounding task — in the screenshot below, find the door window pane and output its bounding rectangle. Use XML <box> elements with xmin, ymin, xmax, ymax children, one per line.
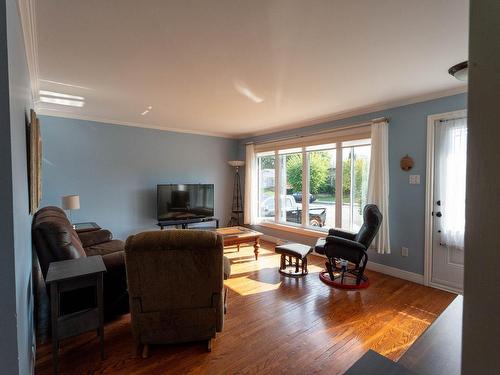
<box><xmin>257</xmin><ymin>152</ymin><xmax>275</xmax><ymax>221</ymax></box>
<box><xmin>307</xmin><ymin>148</ymin><xmax>335</xmax><ymax>229</ymax></box>
<box><xmin>279</xmin><ymin>151</ymin><xmax>302</xmax><ymax>225</ymax></box>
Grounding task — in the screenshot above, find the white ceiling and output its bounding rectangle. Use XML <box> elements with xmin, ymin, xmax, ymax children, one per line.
<box><xmin>34</xmin><ymin>0</ymin><xmax>468</xmax><ymax>138</ymax></box>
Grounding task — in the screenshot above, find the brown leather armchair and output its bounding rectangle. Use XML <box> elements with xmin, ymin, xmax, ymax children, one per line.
<box><xmin>125</xmin><ymin>230</ymin><xmax>225</xmax><ymax>355</ymax></box>
<box><xmin>32</xmin><ymin>206</ymin><xmax>129</xmax><ymax>341</ymax></box>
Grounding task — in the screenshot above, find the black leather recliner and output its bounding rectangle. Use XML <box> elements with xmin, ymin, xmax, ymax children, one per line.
<box><xmin>315</xmin><ymin>204</ymin><xmax>382</xmax><ymax>285</ymax></box>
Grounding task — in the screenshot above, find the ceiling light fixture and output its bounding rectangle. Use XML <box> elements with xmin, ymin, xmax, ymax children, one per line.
<box><xmin>39</xmin><ymin>97</ymin><xmax>85</xmax><ymax>107</ymax></box>
<box><xmin>39</xmin><ymin>90</ymin><xmax>85</xmax><ymax>100</ymax></box>
<box><xmin>448</xmin><ymin>61</ymin><xmax>468</xmax><ymax>81</ymax></box>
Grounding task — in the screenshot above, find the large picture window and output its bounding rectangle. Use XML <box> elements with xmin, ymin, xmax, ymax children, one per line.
<box><xmin>255</xmin><ymin>136</ymin><xmax>371</xmax><ymax>233</ymax></box>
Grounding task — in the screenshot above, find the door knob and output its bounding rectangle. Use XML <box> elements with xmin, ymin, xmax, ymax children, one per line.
<box><xmin>436</xmin><ymin>211</ymin><xmax>442</xmax><ymax>217</ymax></box>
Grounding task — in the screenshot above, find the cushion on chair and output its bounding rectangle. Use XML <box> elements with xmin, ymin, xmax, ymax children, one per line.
<box><xmin>314</xmin><ymin>237</ymin><xmax>326</xmax><ymax>254</ymax></box>
<box><xmin>275</xmin><ymin>243</ymin><xmax>312</xmax><ymax>259</ymax></box>
<box><xmin>78</xmin><ymin>229</ymin><xmax>113</xmax><ymax>247</ymax></box>
<box><xmin>32</xmin><ymin>206</ymin><xmax>87</xmax><ymax>278</ymax></box>
<box><xmin>328</xmin><ymin>228</ymin><xmax>356</xmax><ymax>240</ymax></box>
<box><xmin>84</xmin><ymin>239</ymin><xmax>125</xmax><ymax>257</ymax></box>
<box><xmin>354</xmin><ymin>204</ymin><xmax>383</xmax><ymax>247</ymax></box>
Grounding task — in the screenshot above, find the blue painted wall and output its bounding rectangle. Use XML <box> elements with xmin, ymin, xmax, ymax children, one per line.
<box><xmin>239</xmin><ymin>93</ymin><xmax>467</xmax><ymax>275</ymax></box>
<box><xmin>40</xmin><ymin>116</ymin><xmax>239</xmax><ymax>240</ymax></box>
<box><xmin>0</xmin><ymin>0</ymin><xmax>34</xmax><ymax>374</ymax></box>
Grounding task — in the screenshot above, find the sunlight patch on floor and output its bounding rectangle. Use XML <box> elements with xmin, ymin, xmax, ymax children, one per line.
<box><xmin>226</xmin><ymin>277</ymin><xmax>283</xmax><ymax>296</ymax></box>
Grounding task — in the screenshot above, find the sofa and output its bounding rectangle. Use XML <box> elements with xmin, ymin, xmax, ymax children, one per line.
<box><xmin>32</xmin><ymin>206</ymin><xmax>129</xmax><ymax>341</ymax></box>
<box><xmin>124</xmin><ymin>229</ymin><xmax>227</xmax><ymax>355</ymax></box>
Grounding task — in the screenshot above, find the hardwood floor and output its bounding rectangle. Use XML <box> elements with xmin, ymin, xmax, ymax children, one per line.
<box><xmin>35</xmin><ymin>242</ymin><xmax>455</xmax><ymax>374</ymax></box>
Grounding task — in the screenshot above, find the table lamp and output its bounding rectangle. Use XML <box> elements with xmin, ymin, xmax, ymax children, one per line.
<box><xmin>62</xmin><ymin>195</ymin><xmax>80</xmax><ymax>224</ymax></box>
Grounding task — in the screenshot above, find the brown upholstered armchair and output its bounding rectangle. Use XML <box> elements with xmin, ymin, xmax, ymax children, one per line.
<box><xmin>125</xmin><ymin>230</ymin><xmax>226</xmax><ymax>356</ymax></box>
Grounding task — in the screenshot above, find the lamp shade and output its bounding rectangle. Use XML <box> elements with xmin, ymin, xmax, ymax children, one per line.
<box><xmin>62</xmin><ymin>195</ymin><xmax>80</xmax><ymax>210</ymax></box>
<box><xmin>228</xmin><ymin>160</ymin><xmax>245</xmax><ymax>167</ymax></box>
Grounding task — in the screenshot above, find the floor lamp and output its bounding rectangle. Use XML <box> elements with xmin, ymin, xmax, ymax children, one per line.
<box><xmin>228</xmin><ymin>160</ymin><xmax>245</xmax><ymax>226</ymax></box>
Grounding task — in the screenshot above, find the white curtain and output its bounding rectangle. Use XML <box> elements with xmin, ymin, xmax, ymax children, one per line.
<box><xmin>244</xmin><ymin>143</ymin><xmax>258</xmax><ymax>224</ymax></box>
<box><xmin>367</xmin><ymin>120</ymin><xmax>391</xmax><ymax>254</ymax></box>
<box><xmin>436</xmin><ymin>118</ymin><xmax>467</xmax><ymax>250</ymax></box>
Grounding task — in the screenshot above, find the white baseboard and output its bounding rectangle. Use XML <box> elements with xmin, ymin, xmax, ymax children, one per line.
<box><xmin>262</xmin><ymin>237</ymin><xmax>425</xmax><ymax>285</ymax></box>
<box><xmin>311</xmin><ymin>251</ymin><xmax>424</xmax><ymax>285</ymax></box>
<box><xmin>365</xmin><ymin>262</ymin><xmax>424</xmax><ymax>285</ymax></box>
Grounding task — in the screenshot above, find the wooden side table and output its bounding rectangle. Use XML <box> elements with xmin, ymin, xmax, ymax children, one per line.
<box><xmin>73</xmin><ymin>222</ymin><xmax>101</xmax><ymax>233</ymax></box>
<box><xmin>46</xmin><ymin>256</ymin><xmax>107</xmax><ymax>375</ymax></box>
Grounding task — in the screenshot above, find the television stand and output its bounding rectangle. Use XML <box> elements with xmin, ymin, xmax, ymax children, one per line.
<box><xmin>157</xmin><ymin>217</ymin><xmax>219</xmax><ymax>230</ymax></box>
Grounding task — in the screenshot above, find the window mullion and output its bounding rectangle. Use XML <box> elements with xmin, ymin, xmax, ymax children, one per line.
<box><xmin>301</xmin><ymin>147</ymin><xmax>309</xmax><ymax>227</ymax></box>
<box><xmin>335</xmin><ymin>145</ymin><xmax>342</xmax><ymax>228</ymax></box>
<box><xmin>274</xmin><ymin>150</ymin><xmax>280</xmax><ymax>223</ymax></box>
<box><xmin>350</xmin><ymin>146</ymin><xmax>355</xmax><ymax>230</ymax></box>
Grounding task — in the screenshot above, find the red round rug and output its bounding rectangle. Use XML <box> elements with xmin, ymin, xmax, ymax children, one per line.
<box><xmin>319</xmin><ymin>270</ymin><xmax>370</xmax><ymax>290</ymax></box>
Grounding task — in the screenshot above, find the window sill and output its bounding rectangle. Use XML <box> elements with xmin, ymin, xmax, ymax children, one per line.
<box><xmin>258</xmin><ymin>221</ymin><xmax>328</xmax><ymax>238</ymax></box>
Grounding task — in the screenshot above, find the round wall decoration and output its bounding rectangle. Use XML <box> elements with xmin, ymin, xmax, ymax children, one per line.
<box><xmin>400</xmin><ymin>155</ymin><xmax>414</xmax><ymax>171</ymax></box>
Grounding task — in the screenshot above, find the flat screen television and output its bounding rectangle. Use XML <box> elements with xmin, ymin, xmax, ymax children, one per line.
<box><xmin>157</xmin><ymin>184</ymin><xmax>214</xmax><ymax>222</ymax></box>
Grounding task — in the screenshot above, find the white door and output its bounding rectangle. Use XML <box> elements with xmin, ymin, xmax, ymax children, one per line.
<box><xmin>431</xmin><ymin>116</ymin><xmax>467</xmax><ymax>292</ymax></box>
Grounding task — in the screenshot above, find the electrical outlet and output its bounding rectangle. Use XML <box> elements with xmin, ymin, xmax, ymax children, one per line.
<box><xmin>401</xmin><ymin>247</ymin><xmax>409</xmax><ymax>257</ymax></box>
<box><xmin>409</xmin><ymin>175</ymin><xmax>421</xmax><ymax>184</ymax></box>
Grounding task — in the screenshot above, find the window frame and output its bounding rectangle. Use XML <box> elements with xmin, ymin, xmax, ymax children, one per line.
<box><xmin>254</xmin><ymin>124</ymin><xmax>371</xmax><ymax>233</ymax></box>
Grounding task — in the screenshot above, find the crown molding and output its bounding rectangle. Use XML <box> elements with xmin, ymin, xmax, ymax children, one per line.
<box><xmin>238</xmin><ymin>85</ymin><xmax>468</xmax><ymax>139</ymax></box>
<box><xmin>18</xmin><ymin>0</ymin><xmax>39</xmax><ymax>103</ymax></box>
<box><xmin>37</xmin><ymin>85</ymin><xmax>466</xmax><ymax>140</ymax></box>
<box><xmin>36</xmin><ymin>108</ymin><xmax>239</xmax><ymax>139</ymax></box>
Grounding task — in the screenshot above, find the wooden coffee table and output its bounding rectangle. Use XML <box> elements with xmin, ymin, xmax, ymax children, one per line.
<box><xmin>215</xmin><ymin>226</ymin><xmax>263</xmax><ymax>260</ymax></box>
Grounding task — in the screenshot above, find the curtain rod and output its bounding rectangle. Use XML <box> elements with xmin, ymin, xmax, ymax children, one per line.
<box><xmin>246</xmin><ymin>117</ymin><xmax>388</xmax><ymax>146</ymax></box>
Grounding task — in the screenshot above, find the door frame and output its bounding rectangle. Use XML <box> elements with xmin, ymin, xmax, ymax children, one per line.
<box><xmin>424</xmin><ymin>109</ymin><xmax>467</xmax><ymax>294</ymax></box>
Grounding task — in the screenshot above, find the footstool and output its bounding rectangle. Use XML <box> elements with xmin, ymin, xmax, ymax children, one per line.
<box><xmin>275</xmin><ymin>243</ymin><xmax>313</xmax><ymax>277</ymax></box>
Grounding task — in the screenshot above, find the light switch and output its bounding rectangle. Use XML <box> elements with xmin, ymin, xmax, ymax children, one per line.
<box><xmin>409</xmin><ymin>175</ymin><xmax>420</xmax><ymax>184</ymax></box>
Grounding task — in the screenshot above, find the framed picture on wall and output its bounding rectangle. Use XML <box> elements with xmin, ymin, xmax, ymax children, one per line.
<box><xmin>28</xmin><ymin>109</ymin><xmax>42</xmax><ymax>214</ymax></box>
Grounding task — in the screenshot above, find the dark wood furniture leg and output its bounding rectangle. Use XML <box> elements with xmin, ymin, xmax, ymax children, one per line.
<box><xmin>50</xmin><ymin>282</ymin><xmax>59</xmax><ymax>375</ymax></box>
<box><xmin>253</xmin><ymin>238</ymin><xmax>260</xmax><ymax>260</ymax></box>
<box><xmin>97</xmin><ymin>273</ymin><xmax>105</xmax><ymax>359</ymax></box>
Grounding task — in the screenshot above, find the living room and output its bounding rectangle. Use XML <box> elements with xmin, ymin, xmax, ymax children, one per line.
<box><xmin>1</xmin><ymin>1</ymin><xmax>499</xmax><ymax>374</ymax></box>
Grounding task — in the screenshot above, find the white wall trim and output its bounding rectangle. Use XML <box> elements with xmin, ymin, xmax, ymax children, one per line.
<box><xmin>37</xmin><ymin>86</ymin><xmax>466</xmax><ymax>140</ymax></box>
<box><xmin>35</xmin><ymin>109</ymin><xmax>239</xmax><ymax>139</ymax></box>
<box><xmin>18</xmin><ymin>0</ymin><xmax>39</xmax><ymax>103</ymax></box>
<box><xmin>240</xmin><ymin>86</ymin><xmax>467</xmax><ymax>139</ymax></box>
<box><xmin>365</xmin><ymin>261</ymin><xmax>424</xmax><ymax>285</ymax></box>
<box><xmin>311</xmin><ymin>250</ymin><xmax>425</xmax><ymax>284</ymax></box>
<box><xmin>424</xmin><ymin>110</ymin><xmax>467</xmax><ymax>290</ymax></box>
